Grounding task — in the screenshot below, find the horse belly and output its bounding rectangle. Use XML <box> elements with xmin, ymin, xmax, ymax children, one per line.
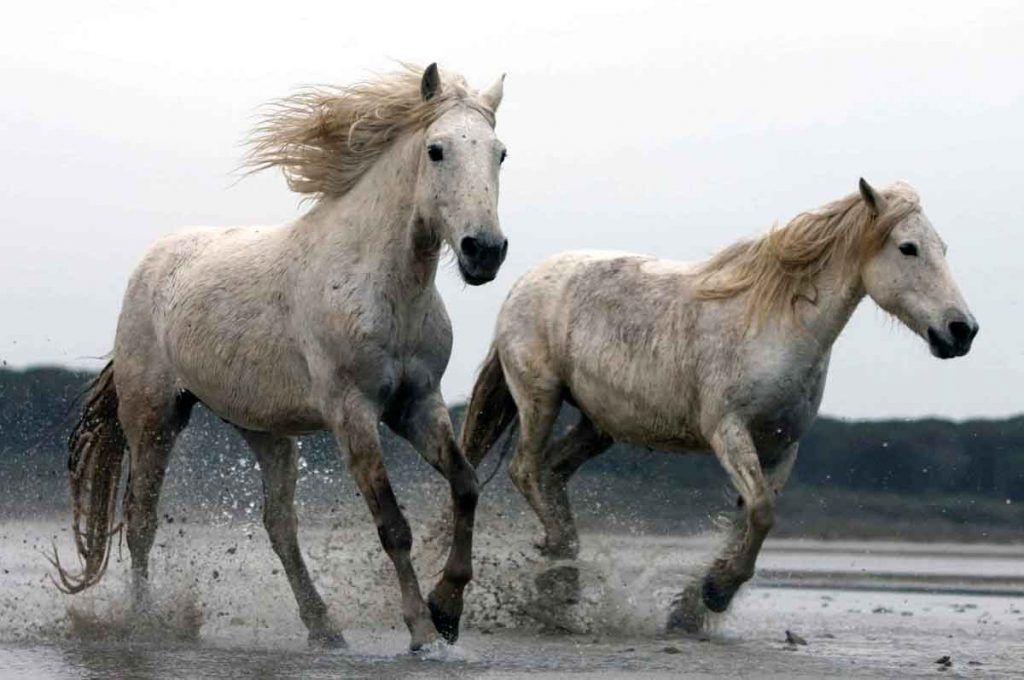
<box><xmin>159</xmin><ymin>309</ymin><xmax>322</xmax><ymax>433</ymax></box>
<box><xmin>175</xmin><ymin>348</ymin><xmax>323</xmax><ymax>433</ymax></box>
<box><xmin>567</xmin><ymin>367</ymin><xmax>706</xmax><ymax>452</ymax></box>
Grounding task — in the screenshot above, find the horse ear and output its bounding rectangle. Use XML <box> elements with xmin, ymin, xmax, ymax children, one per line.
<box><xmin>859</xmin><ymin>177</ymin><xmax>885</xmax><ymax>216</ymax></box>
<box><xmin>421</xmin><ymin>63</ymin><xmax>441</xmax><ymax>101</ymax></box>
<box><xmin>480</xmin><ymin>73</ymin><xmax>505</xmax><ymax>112</ymax></box>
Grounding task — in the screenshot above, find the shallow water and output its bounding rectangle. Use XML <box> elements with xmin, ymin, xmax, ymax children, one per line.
<box><xmin>1</xmin><ymin>519</ymin><xmax>1021</xmax><ymax>678</ymax></box>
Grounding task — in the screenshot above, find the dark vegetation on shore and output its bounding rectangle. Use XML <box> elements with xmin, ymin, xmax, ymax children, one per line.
<box><xmin>1</xmin><ymin>366</ymin><xmax>1021</xmax><ymax>541</ymax></box>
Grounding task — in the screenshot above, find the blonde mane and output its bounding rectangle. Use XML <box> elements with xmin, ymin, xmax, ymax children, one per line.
<box><xmin>693</xmin><ymin>183</ymin><xmax>922</xmax><ymax>326</ymax></box>
<box><xmin>245</xmin><ymin>65</ymin><xmax>495</xmax><ymax>197</ymax></box>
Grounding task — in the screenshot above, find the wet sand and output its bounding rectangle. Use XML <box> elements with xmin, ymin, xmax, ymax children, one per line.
<box><xmin>0</xmin><ymin>519</ymin><xmax>1021</xmax><ymax>678</ymax></box>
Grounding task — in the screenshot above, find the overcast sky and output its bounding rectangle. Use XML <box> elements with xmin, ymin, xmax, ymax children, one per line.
<box><xmin>2</xmin><ymin>1</ymin><xmax>1021</xmax><ymax>419</ymax></box>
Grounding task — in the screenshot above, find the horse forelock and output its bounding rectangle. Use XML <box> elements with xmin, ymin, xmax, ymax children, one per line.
<box><xmin>243</xmin><ymin>64</ymin><xmax>496</xmax><ymax>199</ymax></box>
<box><xmin>692</xmin><ymin>182</ymin><xmax>922</xmax><ymax>328</ymax></box>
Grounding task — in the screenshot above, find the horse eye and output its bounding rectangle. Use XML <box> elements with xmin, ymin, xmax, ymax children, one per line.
<box><xmin>898</xmin><ymin>242</ymin><xmax>918</xmax><ymax>257</ymax></box>
<box><xmin>499</xmin><ymin>149</ymin><xmax>507</xmax><ymax>164</ymax></box>
<box><xmin>427</xmin><ymin>144</ymin><xmax>444</xmax><ymax>162</ymax></box>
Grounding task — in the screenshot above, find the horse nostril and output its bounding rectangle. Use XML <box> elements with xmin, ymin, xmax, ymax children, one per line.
<box><xmin>461</xmin><ymin>235</ymin><xmax>507</xmax><ymax>271</ymax></box>
<box><xmin>948</xmin><ymin>320</ymin><xmax>972</xmax><ymax>344</ymax></box>
<box><xmin>460</xmin><ymin>236</ymin><xmax>480</xmax><ymax>258</ymax></box>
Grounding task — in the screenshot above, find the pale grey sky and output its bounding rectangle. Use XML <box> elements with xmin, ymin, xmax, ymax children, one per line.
<box><xmin>2</xmin><ymin>0</ymin><xmax>1021</xmax><ymax>418</ymax></box>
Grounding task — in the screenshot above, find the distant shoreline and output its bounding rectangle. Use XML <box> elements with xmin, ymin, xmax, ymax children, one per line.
<box><xmin>2</xmin><ymin>366</ymin><xmax>1022</xmax><ymax>544</ymax></box>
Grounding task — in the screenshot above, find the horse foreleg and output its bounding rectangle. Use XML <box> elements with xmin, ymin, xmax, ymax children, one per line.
<box><xmin>336</xmin><ymin>399</ymin><xmax>438</xmax><ymax>651</ymax></box>
<box><xmin>667</xmin><ymin>419</ymin><xmax>778</xmax><ymax>632</ymax></box>
<box><xmin>238</xmin><ymin>429</ymin><xmax>345</xmax><ymax>648</ymax></box>
<box><xmin>700</xmin><ymin>420</ymin><xmax>777</xmax><ymax>612</ymax></box>
<box><xmin>391</xmin><ymin>391</ymin><xmax>479</xmax><ymax>644</ymax></box>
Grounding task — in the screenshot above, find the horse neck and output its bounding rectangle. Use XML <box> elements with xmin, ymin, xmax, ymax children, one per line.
<box><xmin>293</xmin><ymin>131</ymin><xmax>437</xmax><ymax>288</ymax></box>
<box><xmin>789</xmin><ymin>258</ymin><xmax>866</xmax><ymax>356</ymax></box>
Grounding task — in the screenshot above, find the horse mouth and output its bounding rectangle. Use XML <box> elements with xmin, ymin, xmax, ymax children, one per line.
<box><xmin>457</xmin><ymin>260</ymin><xmax>497</xmax><ymax>286</ymax></box>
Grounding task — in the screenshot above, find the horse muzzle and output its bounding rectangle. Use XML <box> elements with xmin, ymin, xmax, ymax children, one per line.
<box><xmin>457</xmin><ymin>234</ymin><xmax>508</xmax><ymax>285</ymax></box>
<box><xmin>927</xmin><ymin>313</ymin><xmax>979</xmax><ymax>359</ymax></box>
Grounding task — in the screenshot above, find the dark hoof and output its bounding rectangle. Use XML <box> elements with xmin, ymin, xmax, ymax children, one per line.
<box><xmin>428</xmin><ymin>595</ymin><xmax>461</xmax><ymax>644</ymax></box>
<box><xmin>665</xmin><ymin>583</ymin><xmax>706</xmax><ymax>635</ymax></box>
<box><xmin>666</xmin><ymin>606</ymin><xmax>702</xmax><ymax>635</ymax></box>
<box><xmin>701</xmin><ymin>574</ymin><xmax>733</xmax><ymax>613</ymax></box>
<box><xmin>308</xmin><ymin>629</ymin><xmax>347</xmax><ymax>649</ymax></box>
<box><xmin>535</xmin><ymin>565</ymin><xmax>581</xmax><ymax>605</ymax></box>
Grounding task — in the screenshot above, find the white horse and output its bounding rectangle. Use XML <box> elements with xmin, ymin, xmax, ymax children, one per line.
<box><xmin>460</xmin><ymin>179</ymin><xmax>978</xmax><ymax>631</ymax></box>
<box><xmin>54</xmin><ymin>64</ymin><xmax>508</xmax><ymax>650</ymax></box>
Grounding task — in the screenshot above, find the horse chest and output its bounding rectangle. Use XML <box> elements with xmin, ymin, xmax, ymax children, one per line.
<box><xmin>321</xmin><ymin>286</ymin><xmax>452</xmax><ymax>401</ymax></box>
<box><xmin>741</xmin><ymin>352</ymin><xmax>831</xmax><ymax>455</ymax></box>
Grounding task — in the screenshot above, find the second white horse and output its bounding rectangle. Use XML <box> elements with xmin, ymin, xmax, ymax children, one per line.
<box><xmin>461</xmin><ymin>179</ymin><xmax>977</xmax><ymax>631</ymax></box>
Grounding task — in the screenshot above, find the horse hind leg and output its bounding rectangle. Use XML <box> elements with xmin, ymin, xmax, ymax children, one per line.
<box><xmin>520</xmin><ymin>412</ymin><xmax>613</xmax><ymax>614</ymax></box>
<box><xmin>504</xmin><ymin>387</ymin><xmax>561</xmax><ymax>556</ymax></box>
<box><xmin>118</xmin><ymin>382</ymin><xmax>194</xmax><ymax>612</ymax></box>
<box><xmin>505</xmin><ymin>386</ymin><xmax>601</xmax><ymax>613</ymax></box>
<box><xmin>538</xmin><ymin>412</ymin><xmax>612</xmax><ymax>560</ymax></box>
<box><xmin>237</xmin><ymin>429</ymin><xmax>345</xmax><ymax>648</ymax></box>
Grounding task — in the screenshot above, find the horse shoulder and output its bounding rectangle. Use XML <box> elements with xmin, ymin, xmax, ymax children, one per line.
<box><xmin>715</xmin><ymin>332</ymin><xmax>831</xmax><ymax>454</ymax></box>
<box><xmin>405</xmin><ymin>290</ymin><xmax>454</xmax><ymax>382</ymax></box>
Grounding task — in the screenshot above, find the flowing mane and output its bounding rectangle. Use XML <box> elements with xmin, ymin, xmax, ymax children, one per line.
<box><xmin>245</xmin><ymin>65</ymin><xmax>496</xmax><ymax>198</ymax></box>
<box><xmin>692</xmin><ymin>182</ymin><xmax>922</xmax><ymax>326</ymax></box>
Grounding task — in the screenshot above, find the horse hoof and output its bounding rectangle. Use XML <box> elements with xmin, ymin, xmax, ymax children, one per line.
<box><xmin>308</xmin><ymin>629</ymin><xmax>348</xmax><ymax>649</ymax></box>
<box><xmin>427</xmin><ymin>594</ymin><xmax>461</xmax><ymax>644</ymax></box>
<box><xmin>665</xmin><ymin>606</ymin><xmax>703</xmax><ymax>635</ymax></box>
<box><xmin>701</xmin><ymin>574</ymin><xmax>732</xmax><ymax>613</ymax></box>
<box><xmin>534</xmin><ymin>565</ymin><xmax>581</xmax><ymax>605</ymax></box>
<box><xmin>409</xmin><ymin>632</ymin><xmax>443</xmax><ymax>653</ymax></box>
<box><xmin>665</xmin><ymin>583</ymin><xmax>706</xmax><ymax>634</ymax></box>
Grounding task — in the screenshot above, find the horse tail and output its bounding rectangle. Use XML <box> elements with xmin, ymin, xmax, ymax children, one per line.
<box><xmin>460</xmin><ymin>346</ymin><xmax>518</xmax><ymax>482</ymax></box>
<box><xmin>49</xmin><ymin>360</ymin><xmax>128</xmax><ymax>594</ymax></box>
